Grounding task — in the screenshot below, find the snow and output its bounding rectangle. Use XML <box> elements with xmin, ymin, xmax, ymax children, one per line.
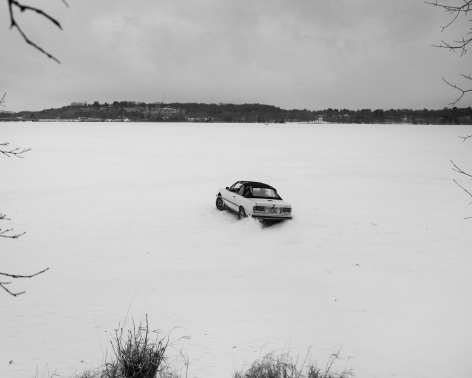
<box><xmin>1</xmin><ymin>122</ymin><xmax>471</xmax><ymax>378</ymax></box>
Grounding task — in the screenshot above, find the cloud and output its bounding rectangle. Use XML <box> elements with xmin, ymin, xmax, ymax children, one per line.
<box><xmin>1</xmin><ymin>0</ymin><xmax>470</xmax><ymax>111</ymax></box>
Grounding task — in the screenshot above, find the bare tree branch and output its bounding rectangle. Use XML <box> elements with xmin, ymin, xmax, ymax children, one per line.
<box><xmin>0</xmin><ymin>92</ymin><xmax>6</xmax><ymax>106</ymax></box>
<box><xmin>451</xmin><ymin>159</ymin><xmax>472</xmax><ymax>178</ymax></box>
<box><xmin>1</xmin><ymin>91</ymin><xmax>47</xmax><ymax>296</ymax></box>
<box><xmin>0</xmin><ymin>268</ymin><xmax>50</xmax><ymax>280</ymax></box>
<box><xmin>443</xmin><ymin>75</ymin><xmax>472</xmax><ymax>106</ymax></box>
<box><xmin>453</xmin><ymin>178</ymin><xmax>472</xmax><ymax>198</ymax></box>
<box><xmin>0</xmin><ymin>228</ymin><xmax>26</xmax><ymax>239</ymax></box>
<box><xmin>0</xmin><ymin>142</ymin><xmax>31</xmax><ymax>158</ymax></box>
<box><xmin>0</xmin><ymin>268</ymin><xmax>49</xmax><ymax>297</ymax></box>
<box><xmin>459</xmin><ymin>134</ymin><xmax>472</xmax><ymax>142</ymax></box>
<box><xmin>452</xmin><ymin>159</ymin><xmax>472</xmax><ymax>218</ymax></box>
<box><xmin>0</xmin><ymin>100</ymin><xmax>29</xmax><ymax>241</ymax></box>
<box><xmin>0</xmin><ymin>212</ymin><xmax>26</xmax><ymax>240</ymax></box>
<box><xmin>0</xmin><ymin>214</ymin><xmax>25</xmax><ymax>238</ymax></box>
<box><xmin>427</xmin><ymin>0</ymin><xmax>472</xmax><ymax>105</ymax></box>
<box><xmin>426</xmin><ymin>0</ymin><xmax>472</xmax><ymax>35</ymax></box>
<box><xmin>7</xmin><ymin>0</ymin><xmax>64</xmax><ymax>63</ymax></box>
<box><xmin>0</xmin><ymin>282</ymin><xmax>25</xmax><ymax>297</ymax></box>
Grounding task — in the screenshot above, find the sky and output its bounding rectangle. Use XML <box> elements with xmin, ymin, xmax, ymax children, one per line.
<box><xmin>1</xmin><ymin>0</ymin><xmax>471</xmax><ymax>112</ymax></box>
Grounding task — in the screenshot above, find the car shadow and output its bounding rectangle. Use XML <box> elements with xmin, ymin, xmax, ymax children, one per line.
<box><xmin>259</xmin><ymin>219</ymin><xmax>286</xmax><ymax>228</ymax></box>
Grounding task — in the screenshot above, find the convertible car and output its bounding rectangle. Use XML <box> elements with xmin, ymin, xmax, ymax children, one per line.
<box><xmin>216</xmin><ymin>181</ymin><xmax>292</xmax><ymax>220</ymax></box>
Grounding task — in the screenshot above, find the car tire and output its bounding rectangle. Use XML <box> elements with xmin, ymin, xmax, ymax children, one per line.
<box><xmin>238</xmin><ymin>206</ymin><xmax>247</xmax><ymax>219</ymax></box>
<box><xmin>216</xmin><ymin>196</ymin><xmax>225</xmax><ymax>210</ymax></box>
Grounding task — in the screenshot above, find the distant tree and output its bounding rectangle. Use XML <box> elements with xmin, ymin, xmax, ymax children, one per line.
<box><xmin>1</xmin><ymin>93</ymin><xmax>49</xmax><ymax>296</ymax></box>
<box><xmin>427</xmin><ymin>0</ymin><xmax>472</xmax><ymax>106</ymax></box>
<box><xmin>6</xmin><ymin>0</ymin><xmax>67</xmax><ymax>63</ymax></box>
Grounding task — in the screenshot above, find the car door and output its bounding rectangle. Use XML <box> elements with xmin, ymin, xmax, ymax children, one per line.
<box><xmin>236</xmin><ymin>185</ymin><xmax>257</xmax><ymax>216</ymax></box>
<box><xmin>234</xmin><ymin>184</ymin><xmax>256</xmax><ymax>215</ymax></box>
<box><xmin>222</xmin><ymin>182</ymin><xmax>242</xmax><ymax>211</ymax></box>
<box><xmin>228</xmin><ymin>183</ymin><xmax>245</xmax><ymax>210</ymax></box>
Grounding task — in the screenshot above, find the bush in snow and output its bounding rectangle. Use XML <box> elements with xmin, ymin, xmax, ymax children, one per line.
<box><xmin>105</xmin><ymin>315</ymin><xmax>169</xmax><ymax>378</ymax></box>
<box><xmin>233</xmin><ymin>351</ymin><xmax>353</xmax><ymax>378</ymax></box>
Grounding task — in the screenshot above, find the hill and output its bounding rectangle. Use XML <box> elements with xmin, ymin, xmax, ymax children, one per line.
<box><xmin>1</xmin><ymin>101</ymin><xmax>471</xmax><ymax>124</ymax></box>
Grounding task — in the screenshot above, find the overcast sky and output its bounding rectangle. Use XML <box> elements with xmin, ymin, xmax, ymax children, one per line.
<box><xmin>1</xmin><ymin>0</ymin><xmax>471</xmax><ymax>111</ymax></box>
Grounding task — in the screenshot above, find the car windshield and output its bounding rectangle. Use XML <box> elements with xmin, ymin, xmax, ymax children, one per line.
<box><xmin>230</xmin><ymin>182</ymin><xmax>243</xmax><ymax>192</ymax></box>
<box><xmin>252</xmin><ymin>187</ymin><xmax>279</xmax><ymax>198</ymax></box>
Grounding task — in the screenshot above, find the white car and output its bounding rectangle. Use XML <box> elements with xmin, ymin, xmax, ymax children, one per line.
<box><xmin>216</xmin><ymin>181</ymin><xmax>292</xmax><ymax>220</ymax></box>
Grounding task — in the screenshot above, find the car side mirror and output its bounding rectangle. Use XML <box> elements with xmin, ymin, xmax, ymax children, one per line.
<box><xmin>226</xmin><ymin>187</ymin><xmax>229</xmax><ymax>190</ymax></box>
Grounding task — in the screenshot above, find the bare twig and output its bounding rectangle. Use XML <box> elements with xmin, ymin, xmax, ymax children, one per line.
<box><xmin>0</xmin><ymin>268</ymin><xmax>49</xmax><ymax>297</ymax></box>
<box><xmin>452</xmin><ymin>159</ymin><xmax>472</xmax><ymax>218</ymax></box>
<box><xmin>459</xmin><ymin>134</ymin><xmax>472</xmax><ymax>142</ymax></box>
<box><xmin>0</xmin><ymin>103</ymin><xmax>46</xmax><ymax>296</ymax></box>
<box><xmin>426</xmin><ymin>0</ymin><xmax>472</xmax><ymax>105</ymax></box>
<box><xmin>0</xmin><ymin>139</ymin><xmax>30</xmax><ymax>248</ymax></box>
<box><xmin>0</xmin><ymin>228</ymin><xmax>26</xmax><ymax>239</ymax></box>
<box><xmin>7</xmin><ymin>0</ymin><xmax>64</xmax><ymax>63</ymax></box>
<box><xmin>1</xmin><ymin>214</ymin><xmax>22</xmax><ymax>240</ymax></box>
<box><xmin>0</xmin><ymin>142</ymin><xmax>31</xmax><ymax>158</ymax></box>
<box><xmin>1</xmin><ymin>98</ymin><xmax>31</xmax><ymax>157</ymax></box>
<box><xmin>443</xmin><ymin>75</ymin><xmax>472</xmax><ymax>106</ymax></box>
<box><xmin>0</xmin><ymin>282</ymin><xmax>25</xmax><ymax>297</ymax></box>
<box><xmin>451</xmin><ymin>160</ymin><xmax>472</xmax><ymax>179</ymax></box>
<box><xmin>453</xmin><ymin>178</ymin><xmax>472</xmax><ymax>198</ymax></box>
<box><xmin>426</xmin><ymin>0</ymin><xmax>472</xmax><ymax>34</ymax></box>
<box><xmin>0</xmin><ymin>267</ymin><xmax>50</xmax><ymax>279</ymax></box>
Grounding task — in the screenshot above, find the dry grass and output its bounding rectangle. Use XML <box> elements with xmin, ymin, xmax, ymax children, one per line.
<box><xmin>104</xmin><ymin>315</ymin><xmax>169</xmax><ymax>378</ymax></box>
<box><xmin>69</xmin><ymin>326</ymin><xmax>353</xmax><ymax>378</ymax></box>
<box><xmin>70</xmin><ymin>316</ymin><xmax>189</xmax><ymax>378</ymax></box>
<box><xmin>234</xmin><ymin>351</ymin><xmax>353</xmax><ymax>378</ymax></box>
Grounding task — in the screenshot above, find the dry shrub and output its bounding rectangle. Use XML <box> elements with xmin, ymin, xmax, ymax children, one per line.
<box><xmin>234</xmin><ymin>353</ymin><xmax>302</xmax><ymax>378</ymax></box>
<box><xmin>234</xmin><ymin>351</ymin><xmax>353</xmax><ymax>378</ymax></box>
<box><xmin>104</xmin><ymin>315</ymin><xmax>169</xmax><ymax>378</ymax></box>
<box><xmin>71</xmin><ymin>369</ymin><xmax>106</xmax><ymax>378</ymax></box>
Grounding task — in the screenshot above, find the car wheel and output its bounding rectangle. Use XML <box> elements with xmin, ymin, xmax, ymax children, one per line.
<box><xmin>216</xmin><ymin>196</ymin><xmax>225</xmax><ymax>210</ymax></box>
<box><xmin>238</xmin><ymin>206</ymin><xmax>247</xmax><ymax>219</ymax></box>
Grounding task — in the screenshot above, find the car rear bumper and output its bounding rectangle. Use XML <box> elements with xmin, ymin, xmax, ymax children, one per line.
<box><xmin>252</xmin><ymin>214</ymin><xmax>292</xmax><ymax>220</ymax></box>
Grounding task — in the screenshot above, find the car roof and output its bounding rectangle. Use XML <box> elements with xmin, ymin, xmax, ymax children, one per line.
<box><xmin>237</xmin><ymin>181</ymin><xmax>276</xmax><ymax>190</ymax></box>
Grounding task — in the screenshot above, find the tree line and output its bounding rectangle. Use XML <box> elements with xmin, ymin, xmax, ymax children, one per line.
<box><xmin>2</xmin><ymin>102</ymin><xmax>471</xmax><ymax>124</ymax></box>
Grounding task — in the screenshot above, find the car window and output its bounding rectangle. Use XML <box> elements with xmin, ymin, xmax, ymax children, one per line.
<box><xmin>230</xmin><ymin>182</ymin><xmax>243</xmax><ymax>192</ymax></box>
<box><xmin>237</xmin><ymin>185</ymin><xmax>245</xmax><ymax>196</ymax></box>
<box><xmin>252</xmin><ymin>187</ymin><xmax>278</xmax><ymax>198</ymax></box>
<box><xmin>243</xmin><ymin>186</ymin><xmax>253</xmax><ymax>197</ymax></box>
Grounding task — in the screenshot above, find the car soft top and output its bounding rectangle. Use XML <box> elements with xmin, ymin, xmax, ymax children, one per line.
<box><xmin>237</xmin><ymin>181</ymin><xmax>276</xmax><ymax>190</ymax></box>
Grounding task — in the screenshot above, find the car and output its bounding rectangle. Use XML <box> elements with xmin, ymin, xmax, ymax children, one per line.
<box><xmin>215</xmin><ymin>181</ymin><xmax>292</xmax><ymax>220</ymax></box>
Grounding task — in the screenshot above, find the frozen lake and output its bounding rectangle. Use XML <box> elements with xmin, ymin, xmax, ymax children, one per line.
<box><xmin>1</xmin><ymin>122</ymin><xmax>471</xmax><ymax>378</ymax></box>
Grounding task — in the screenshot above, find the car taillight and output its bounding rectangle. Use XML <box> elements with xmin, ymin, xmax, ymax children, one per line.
<box><xmin>253</xmin><ymin>206</ymin><xmax>265</xmax><ymax>212</ymax></box>
<box><xmin>282</xmin><ymin>207</ymin><xmax>292</xmax><ymax>213</ymax></box>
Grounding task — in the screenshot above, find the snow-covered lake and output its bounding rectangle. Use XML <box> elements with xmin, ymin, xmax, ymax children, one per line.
<box><xmin>1</xmin><ymin>122</ymin><xmax>471</xmax><ymax>378</ymax></box>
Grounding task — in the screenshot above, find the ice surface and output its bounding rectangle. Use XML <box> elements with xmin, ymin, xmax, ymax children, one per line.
<box><xmin>1</xmin><ymin>122</ymin><xmax>471</xmax><ymax>378</ymax></box>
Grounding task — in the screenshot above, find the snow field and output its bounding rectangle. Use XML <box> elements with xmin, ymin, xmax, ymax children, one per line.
<box><xmin>1</xmin><ymin>122</ymin><xmax>471</xmax><ymax>378</ymax></box>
